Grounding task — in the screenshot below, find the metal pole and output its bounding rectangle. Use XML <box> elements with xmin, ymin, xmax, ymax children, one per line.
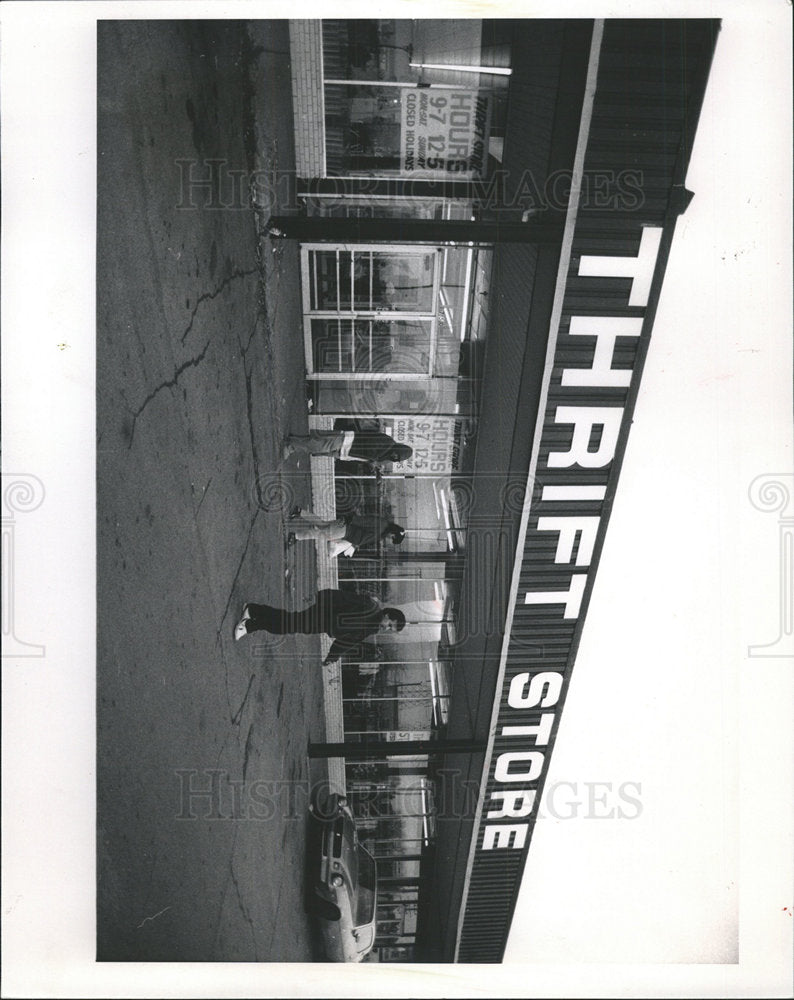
<box><xmin>340</xmin><ymin>660</ymin><xmax>436</xmax><ymax>667</ymax></box>
<box><xmin>372</xmin><ymin>854</ymin><xmax>424</xmax><ymax>864</ymax></box>
<box><xmin>337</xmin><ymin>577</ymin><xmax>429</xmax><ymax>583</ymax></box>
<box><xmin>308</xmin><ymin>737</ymin><xmax>486</xmax><ymax>760</ymax></box>
<box><xmin>364</xmin><ymin>813</ymin><xmax>435</xmax><ymax>821</ymax></box>
<box><xmin>409</xmin><ymin>61</ymin><xmax>512</xmax><ymax>76</ymax></box>
<box><xmin>343</xmin><ymin>729</ymin><xmax>431</xmax><ymax>739</ymax></box>
<box><xmin>296</xmin><ymin>175</ymin><xmax>497</xmax><ymax>203</ymax></box>
<box><xmin>324</xmin><ymin>78</ymin><xmax>451</xmax><ymax>89</ymax></box>
<box><xmin>334</xmin><ymin>473</ymin><xmax>452</xmax><ymax>479</ymax></box>
<box><xmin>266</xmin><ymin>215</ymin><xmax>565</xmax><ymax>245</ymax></box>
<box><xmin>343</xmin><ymin>695</ymin><xmax>448</xmax><ymax>704</ymax></box>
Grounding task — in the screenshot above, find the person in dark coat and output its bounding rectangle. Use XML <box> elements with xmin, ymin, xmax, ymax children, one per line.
<box><xmin>234</xmin><ymin>588</ymin><xmax>406</xmax><ymax>663</ymax></box>
<box><xmin>282</xmin><ymin>429</ymin><xmax>412</xmax><ymax>468</ymax></box>
<box><xmin>286</xmin><ymin>510</ymin><xmax>405</xmax><ymax>558</ymax></box>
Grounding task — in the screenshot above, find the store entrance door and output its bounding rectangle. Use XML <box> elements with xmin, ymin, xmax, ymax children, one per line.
<box><xmin>301</xmin><ymin>245</ymin><xmax>441</xmax><ymax>379</ymax></box>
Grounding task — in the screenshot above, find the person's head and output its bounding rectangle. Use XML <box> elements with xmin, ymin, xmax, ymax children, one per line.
<box><xmin>387</xmin><ymin>444</ymin><xmax>413</xmax><ymax>464</ymax></box>
<box><xmin>386</xmin><ymin>522</ymin><xmax>405</xmax><ymax>546</ymax></box>
<box><xmin>379</xmin><ymin>609</ymin><xmax>406</xmax><ymax>634</ymax></box>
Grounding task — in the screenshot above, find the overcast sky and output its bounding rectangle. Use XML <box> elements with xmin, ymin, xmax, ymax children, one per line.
<box><xmin>2</xmin><ymin>2</ymin><xmax>791</xmax><ymax>998</ymax></box>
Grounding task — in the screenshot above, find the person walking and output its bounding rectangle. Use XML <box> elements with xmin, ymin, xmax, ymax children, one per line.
<box><xmin>286</xmin><ymin>509</ymin><xmax>406</xmax><ymax>558</ymax></box>
<box><xmin>282</xmin><ymin>428</ymin><xmax>412</xmax><ymax>468</ymax></box>
<box><xmin>234</xmin><ymin>588</ymin><xmax>406</xmax><ymax>664</ymax></box>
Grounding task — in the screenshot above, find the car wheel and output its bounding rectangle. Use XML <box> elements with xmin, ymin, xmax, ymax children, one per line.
<box><xmin>307</xmin><ymin>895</ymin><xmax>341</xmax><ymax>922</ymax></box>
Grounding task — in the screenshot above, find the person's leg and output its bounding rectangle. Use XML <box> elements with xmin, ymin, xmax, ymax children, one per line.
<box><xmin>289</xmin><ymin>510</ymin><xmax>327</xmax><ymax>524</ymax></box>
<box><xmin>243</xmin><ymin>603</ymin><xmax>308</xmax><ymax>633</ymax></box>
<box><xmin>290</xmin><ymin>516</ymin><xmax>333</xmax><ymax>542</ymax></box>
<box><xmin>235</xmin><ymin>602</ymin><xmax>323</xmax><ymax>640</ymax></box>
<box><xmin>327</xmin><ymin>539</ymin><xmax>355</xmax><ymax>558</ymax></box>
<box><xmin>289</xmin><ymin>514</ymin><xmax>346</xmax><ymax>542</ymax></box>
<box><xmin>283</xmin><ymin>430</ymin><xmax>345</xmax><ymax>458</ymax></box>
<box><xmin>245</xmin><ymin>603</ymin><xmax>287</xmax><ymax>633</ymax></box>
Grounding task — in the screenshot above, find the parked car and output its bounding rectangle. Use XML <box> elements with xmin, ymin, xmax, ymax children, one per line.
<box><xmin>306</xmin><ymin>791</ymin><xmax>378</xmax><ymax>962</ymax></box>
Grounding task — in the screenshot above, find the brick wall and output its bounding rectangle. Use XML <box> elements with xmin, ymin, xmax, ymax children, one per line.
<box><xmin>288</xmin><ymin>20</ymin><xmax>326</xmax><ymax>178</ymax></box>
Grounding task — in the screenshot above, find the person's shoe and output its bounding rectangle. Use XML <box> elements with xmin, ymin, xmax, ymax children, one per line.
<box><xmin>234</xmin><ymin>617</ymin><xmax>249</xmax><ymax>641</ymax></box>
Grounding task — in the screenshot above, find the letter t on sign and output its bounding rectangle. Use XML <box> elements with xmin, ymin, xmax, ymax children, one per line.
<box><xmin>578</xmin><ymin>226</ymin><xmax>663</xmax><ymax>307</ymax></box>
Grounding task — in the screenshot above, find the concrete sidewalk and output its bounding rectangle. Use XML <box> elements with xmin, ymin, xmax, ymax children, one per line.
<box><xmin>96</xmin><ymin>20</ymin><xmax>343</xmax><ymax>960</ymax></box>
<box><xmin>247</xmin><ymin>26</ymin><xmax>346</xmax><ymax>795</ymax></box>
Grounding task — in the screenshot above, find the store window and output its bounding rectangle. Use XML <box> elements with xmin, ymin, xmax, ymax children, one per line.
<box><xmin>302</xmin><ymin>244</ymin><xmax>491</xmax><ymax>385</ymax></box>
<box><xmin>308</xmin><ymin>249</ymin><xmax>437</xmax><ymax>313</ymax></box>
<box><xmin>303</xmin><ymin>247</ymin><xmax>440</xmax><ymax>377</ymax></box>
<box><xmin>321</xmin><ymin>19</ymin><xmax>501</xmax><ymax>178</ymax></box>
<box><xmin>307</xmin><ymin>197</ymin><xmax>444</xmax><ymax>221</ymax></box>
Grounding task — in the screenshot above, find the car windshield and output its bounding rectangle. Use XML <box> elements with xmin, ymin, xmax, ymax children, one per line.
<box><xmin>355</xmin><ymin>885</ymin><xmax>375</xmax><ymax>926</ymax></box>
<box><xmin>355</xmin><ymin>847</ymin><xmax>377</xmax><ymax>924</ymax></box>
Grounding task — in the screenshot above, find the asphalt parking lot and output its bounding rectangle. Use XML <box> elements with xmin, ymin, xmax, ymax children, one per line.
<box><xmin>97</xmin><ymin>20</ymin><xmax>329</xmax><ymax>961</ymax></box>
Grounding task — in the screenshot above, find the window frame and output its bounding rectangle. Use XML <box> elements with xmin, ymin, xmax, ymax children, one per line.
<box><xmin>301</xmin><ymin>244</ymin><xmax>442</xmax><ymax>380</ymax></box>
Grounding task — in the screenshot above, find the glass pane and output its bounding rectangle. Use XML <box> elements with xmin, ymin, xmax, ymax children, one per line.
<box><xmin>433</xmin><ymin>322</ymin><xmax>461</xmax><ymax>376</ymax></box>
<box><xmin>310</xmin><ymin>251</ymin><xmax>352</xmax><ymax>311</ymax></box>
<box><xmin>350</xmin><ymin>252</ymin><xmax>373</xmax><ymax>310</ymax></box>
<box><xmin>321</xmin><ymin>21</ymin><xmax>504</xmax><ymax>179</ymax></box>
<box><xmin>324</xmin><ymin>83</ymin><xmax>405</xmax><ymax>175</ymax></box>
<box><xmin>377</xmin><ymin>320</ymin><xmax>432</xmax><ymax>373</ymax></box>
<box><xmin>358</xmin><ymin>847</ymin><xmax>377</xmax><ymax>892</ymax></box>
<box><xmin>356</xmin><ymin>873</ymin><xmax>376</xmax><ymax>922</ymax></box>
<box><xmin>310</xmin><ymin>251</ymin><xmax>435</xmax><ymax>315</ymax></box>
<box><xmin>311</xmin><ymin>320</ymin><xmax>432</xmax><ymax>376</ymax></box>
<box><xmin>309</xmin><ymin>197</ymin><xmax>443</xmax><ymax>220</ymax></box>
<box><xmin>371</xmin><ymin>253</ymin><xmax>435</xmax><ymax>312</ymax></box>
<box><xmin>351</xmin><ymin>320</ymin><xmax>386</xmax><ymax>372</ymax></box>
<box><xmin>322</xmin><ymin>20</ymin><xmax>419</xmax><ymax>84</ymax></box>
<box><xmin>311</xmin><ymin>319</ymin><xmax>352</xmax><ymax>373</ymax></box>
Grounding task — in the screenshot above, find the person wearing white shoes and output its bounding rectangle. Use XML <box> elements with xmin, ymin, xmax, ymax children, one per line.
<box><xmin>286</xmin><ymin>510</ymin><xmax>405</xmax><ymax>558</ymax></box>
<box><xmin>234</xmin><ymin>588</ymin><xmax>406</xmax><ymax>664</ymax></box>
<box><xmin>282</xmin><ymin>429</ymin><xmax>412</xmax><ymax>468</ymax></box>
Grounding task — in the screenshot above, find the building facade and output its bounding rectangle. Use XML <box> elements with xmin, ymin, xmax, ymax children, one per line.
<box><xmin>280</xmin><ymin>17</ymin><xmax>719</xmax><ymax>962</ymax></box>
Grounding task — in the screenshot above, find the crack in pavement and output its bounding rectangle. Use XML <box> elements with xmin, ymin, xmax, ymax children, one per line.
<box><xmin>212</xmin><ymin>724</ymin><xmax>233</xmax><ymax>775</ymax></box>
<box><xmin>230</xmin><ymin>858</ymin><xmax>261</xmax><ymax>961</ymax></box>
<box><xmin>216</xmin><ymin>507</ymin><xmax>261</xmax><ymax>725</ymax></box>
<box><xmin>231</xmin><ymin>674</ymin><xmax>256</xmax><ymax>727</ymax></box>
<box><xmin>136</xmin><ymin>905</ymin><xmax>171</xmax><ymax>930</ymax></box>
<box><xmin>243</xmin><ymin>363</ymin><xmax>267</xmax><ymax>510</ymax></box>
<box><xmin>239</xmin><ymin>307</ymin><xmax>263</xmax><ymax>358</ymax></box>
<box><xmin>194</xmin><ymin>476</ymin><xmax>213</xmax><ymax>517</ymax></box>
<box><xmin>266</xmin><ymin>879</ymin><xmax>286</xmax><ymax>955</ymax></box>
<box><xmin>251</xmin><ymin>308</ymin><xmax>287</xmax><ymax>474</ymax></box>
<box><xmin>241</xmin><ymin>722</ymin><xmax>255</xmax><ymax>782</ymax></box>
<box><xmin>215</xmin><ymin>634</ymin><xmax>236</xmax><ymax>725</ymax></box>
<box><xmin>128</xmin><ymin>339</ymin><xmax>212</xmax><ymax>448</ymax></box>
<box><xmin>264</xmin><ymin>258</ymin><xmax>282</xmax><ymax>333</ymax></box>
<box><xmin>233</xmin><ymin>294</ymin><xmax>270</xmax><ymax>507</ymax></box>
<box><xmin>180</xmin><ymin>266</ymin><xmax>260</xmax><ymax>344</ymax></box>
<box><xmin>216</xmin><ymin>508</ymin><xmax>261</xmax><ymax>641</ymax></box>
<box><xmin>211</xmin><ymin>823</ymin><xmax>240</xmax><ymax>957</ymax></box>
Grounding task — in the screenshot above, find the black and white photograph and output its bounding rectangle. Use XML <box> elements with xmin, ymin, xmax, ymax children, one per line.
<box><xmin>2</xmin><ymin>1</ymin><xmax>793</xmax><ymax>996</ymax></box>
